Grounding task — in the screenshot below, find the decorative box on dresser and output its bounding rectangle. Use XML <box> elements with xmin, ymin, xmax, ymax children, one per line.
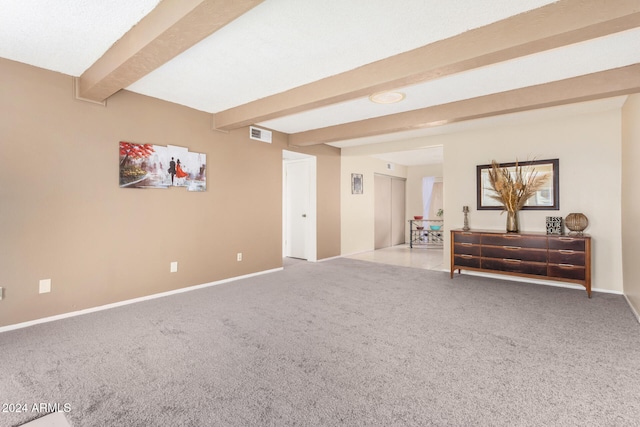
<box><xmin>450</xmin><ymin>229</ymin><xmax>592</xmax><ymax>297</ymax></box>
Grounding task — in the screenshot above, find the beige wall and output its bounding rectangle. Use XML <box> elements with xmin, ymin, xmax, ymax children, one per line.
<box><xmin>622</xmin><ymin>94</ymin><xmax>640</xmax><ymax>320</ymax></box>
<box><xmin>0</xmin><ymin>58</ymin><xmax>340</xmax><ymax>327</ymax></box>
<box><xmin>340</xmin><ymin>155</ymin><xmax>407</xmax><ymax>255</ymax></box>
<box><xmin>442</xmin><ymin>109</ymin><xmax>623</xmax><ymax>292</ymax></box>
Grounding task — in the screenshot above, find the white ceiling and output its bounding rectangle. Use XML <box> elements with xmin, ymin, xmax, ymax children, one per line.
<box><xmin>260</xmin><ymin>27</ymin><xmax>640</xmax><ymax>133</ymax></box>
<box><xmin>1</xmin><ymin>0</ymin><xmax>637</xmax><ymax>166</ymax></box>
<box><xmin>0</xmin><ymin>0</ymin><xmax>162</xmax><ymax>76</ymax></box>
<box><xmin>125</xmin><ymin>0</ymin><xmax>557</xmax><ymax>112</ymax></box>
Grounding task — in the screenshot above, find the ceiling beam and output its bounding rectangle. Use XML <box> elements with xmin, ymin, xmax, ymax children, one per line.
<box><xmin>288</xmin><ymin>64</ymin><xmax>640</xmax><ymax>146</ymax></box>
<box><xmin>213</xmin><ymin>0</ymin><xmax>640</xmax><ymax>130</ymax></box>
<box><xmin>77</xmin><ymin>0</ymin><xmax>264</xmax><ymax>102</ymax></box>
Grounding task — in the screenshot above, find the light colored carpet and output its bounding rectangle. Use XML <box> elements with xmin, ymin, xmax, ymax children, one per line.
<box><xmin>1</xmin><ymin>258</ymin><xmax>639</xmax><ymax>426</ymax></box>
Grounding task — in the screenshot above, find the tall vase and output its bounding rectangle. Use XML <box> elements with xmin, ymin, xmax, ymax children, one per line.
<box><xmin>506</xmin><ymin>210</ymin><xmax>519</xmax><ymax>233</ymax></box>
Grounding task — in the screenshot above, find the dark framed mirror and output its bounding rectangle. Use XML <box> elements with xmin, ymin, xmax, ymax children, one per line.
<box><xmin>476</xmin><ymin>159</ymin><xmax>559</xmax><ymax>210</ymax></box>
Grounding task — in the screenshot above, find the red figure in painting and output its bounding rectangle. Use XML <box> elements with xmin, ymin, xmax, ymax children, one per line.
<box><xmin>175</xmin><ymin>159</ymin><xmax>188</xmax><ymax>179</ymax></box>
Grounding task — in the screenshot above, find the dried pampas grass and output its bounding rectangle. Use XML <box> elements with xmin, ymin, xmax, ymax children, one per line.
<box><xmin>487</xmin><ymin>160</ymin><xmax>549</xmax><ymax>213</ymax></box>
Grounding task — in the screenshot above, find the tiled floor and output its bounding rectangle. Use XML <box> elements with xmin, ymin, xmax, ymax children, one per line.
<box><xmin>346</xmin><ymin>244</ymin><xmax>444</xmax><ymax>271</ymax></box>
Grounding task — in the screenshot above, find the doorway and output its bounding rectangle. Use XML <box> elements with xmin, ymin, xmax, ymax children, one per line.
<box><xmin>374</xmin><ymin>174</ymin><xmax>406</xmax><ymax>250</ymax></box>
<box><xmin>422</xmin><ymin>177</ymin><xmax>443</xmax><ymax>219</ymax></box>
<box><xmin>283</xmin><ymin>150</ymin><xmax>317</xmax><ymax>261</ymax></box>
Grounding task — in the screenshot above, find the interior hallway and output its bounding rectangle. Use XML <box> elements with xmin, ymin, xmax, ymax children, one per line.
<box><xmin>346</xmin><ymin>244</ymin><xmax>444</xmax><ymax>271</ymax></box>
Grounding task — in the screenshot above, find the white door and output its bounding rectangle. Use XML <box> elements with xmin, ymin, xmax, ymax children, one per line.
<box><xmin>285</xmin><ymin>160</ymin><xmax>310</xmax><ymax>259</ymax></box>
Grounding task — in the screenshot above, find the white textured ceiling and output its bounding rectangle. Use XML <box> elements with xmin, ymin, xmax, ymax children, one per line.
<box><xmin>260</xmin><ymin>28</ymin><xmax>640</xmax><ymax>133</ymax></box>
<box><xmin>127</xmin><ymin>0</ymin><xmax>556</xmax><ymax>112</ymax></box>
<box><xmin>0</xmin><ymin>0</ymin><xmax>162</xmax><ymax>76</ymax></box>
<box><xmin>371</xmin><ymin>146</ymin><xmax>444</xmax><ymax>167</ymax></box>
<box><xmin>0</xmin><ymin>0</ymin><xmax>637</xmax><ymax>166</ymax></box>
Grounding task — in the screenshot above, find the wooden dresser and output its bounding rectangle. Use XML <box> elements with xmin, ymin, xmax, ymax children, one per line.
<box><xmin>450</xmin><ymin>229</ymin><xmax>592</xmax><ymax>297</ymax></box>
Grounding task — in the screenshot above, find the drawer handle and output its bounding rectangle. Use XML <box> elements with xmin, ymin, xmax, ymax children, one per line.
<box><xmin>460</xmin><ymin>255</ymin><xmax>473</xmax><ymax>259</ymax></box>
<box><xmin>461</xmin><ymin>232</ymin><xmax>473</xmax><ymax>235</ymax></box>
<box><xmin>461</xmin><ymin>243</ymin><xmax>473</xmax><ymax>247</ymax></box>
<box><xmin>503</xmin><ymin>258</ymin><xmax>522</xmax><ymax>263</ymax></box>
<box><xmin>502</xmin><ymin>235</ymin><xmax>519</xmax><ymax>239</ymax></box>
<box><xmin>559</xmin><ymin>237</ymin><xmax>575</xmax><ymax>241</ymax></box>
<box><xmin>503</xmin><ymin>245</ymin><xmax>521</xmax><ymax>250</ymax></box>
<box><xmin>559</xmin><ymin>250</ymin><xmax>575</xmax><ymax>254</ymax></box>
<box><xmin>558</xmin><ymin>263</ymin><xmax>575</xmax><ymax>268</ymax></box>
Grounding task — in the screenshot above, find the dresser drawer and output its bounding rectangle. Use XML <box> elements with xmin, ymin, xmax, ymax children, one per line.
<box><xmin>453</xmin><ymin>242</ymin><xmax>481</xmax><ymax>256</ymax></box>
<box><xmin>548</xmin><ymin>237</ymin><xmax>586</xmax><ymax>251</ymax></box>
<box><xmin>482</xmin><ymin>258</ymin><xmax>548</xmax><ymax>276</ymax></box>
<box><xmin>549</xmin><ymin>250</ymin><xmax>585</xmax><ymax>266</ymax></box>
<box><xmin>454</xmin><ymin>254</ymin><xmax>481</xmax><ymax>269</ymax></box>
<box><xmin>453</xmin><ymin>232</ymin><xmax>481</xmax><ymax>244</ymax></box>
<box><xmin>548</xmin><ymin>264</ymin><xmax>586</xmax><ymax>281</ymax></box>
<box><xmin>481</xmin><ymin>234</ymin><xmax>547</xmax><ymax>249</ymax></box>
<box><xmin>482</xmin><ymin>245</ymin><xmax>547</xmax><ymax>263</ymax></box>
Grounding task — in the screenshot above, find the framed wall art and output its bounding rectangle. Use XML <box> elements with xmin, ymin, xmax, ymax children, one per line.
<box><xmin>119</xmin><ymin>141</ymin><xmax>207</xmax><ymax>191</ymax></box>
<box><xmin>351</xmin><ymin>173</ymin><xmax>363</xmax><ymax>195</ymax></box>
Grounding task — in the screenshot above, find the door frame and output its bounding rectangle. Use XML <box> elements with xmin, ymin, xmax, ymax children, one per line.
<box><xmin>283</xmin><ymin>150</ymin><xmax>317</xmax><ymax>262</ymax></box>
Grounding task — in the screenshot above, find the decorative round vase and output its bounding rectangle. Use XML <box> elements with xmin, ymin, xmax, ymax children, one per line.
<box><xmin>506</xmin><ymin>210</ymin><xmax>519</xmax><ymax>233</ymax></box>
<box><xmin>565</xmin><ymin>213</ymin><xmax>588</xmax><ymax>234</ymax></box>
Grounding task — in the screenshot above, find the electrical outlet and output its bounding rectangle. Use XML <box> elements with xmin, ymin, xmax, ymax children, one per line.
<box><xmin>170</xmin><ymin>262</ymin><xmax>178</xmax><ymax>273</ymax></box>
<box><xmin>39</xmin><ymin>279</ymin><xmax>51</xmax><ymax>294</ymax></box>
<box><xmin>237</xmin><ymin>253</ymin><xmax>242</xmax><ymax>261</ymax></box>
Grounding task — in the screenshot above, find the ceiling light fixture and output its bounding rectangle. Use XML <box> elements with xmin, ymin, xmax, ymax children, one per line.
<box><xmin>369</xmin><ymin>91</ymin><xmax>405</xmax><ymax>104</ymax></box>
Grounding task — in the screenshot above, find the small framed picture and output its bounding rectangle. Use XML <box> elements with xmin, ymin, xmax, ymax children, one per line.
<box><xmin>351</xmin><ymin>173</ymin><xmax>363</xmax><ymax>195</ymax></box>
<box><xmin>546</xmin><ymin>216</ymin><xmax>563</xmax><ymax>235</ymax></box>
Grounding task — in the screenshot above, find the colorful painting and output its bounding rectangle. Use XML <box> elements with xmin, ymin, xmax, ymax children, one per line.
<box><xmin>119</xmin><ymin>142</ymin><xmax>206</xmax><ymax>191</ymax></box>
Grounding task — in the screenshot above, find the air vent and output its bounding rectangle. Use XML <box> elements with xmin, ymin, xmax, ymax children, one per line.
<box><xmin>250</xmin><ymin>126</ymin><xmax>272</xmax><ymax>143</ymax></box>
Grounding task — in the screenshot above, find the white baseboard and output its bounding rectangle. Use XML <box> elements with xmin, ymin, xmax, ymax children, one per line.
<box><xmin>339</xmin><ymin>250</ymin><xmax>374</xmax><ymax>258</ymax></box>
<box><xmin>624</xmin><ymin>294</ymin><xmax>640</xmax><ymax>323</ymax></box>
<box><xmin>317</xmin><ymin>255</ymin><xmax>344</xmax><ymax>262</ymax></box>
<box><xmin>451</xmin><ymin>269</ymin><xmax>623</xmax><ymax>295</ymax></box>
<box><xmin>0</xmin><ymin>267</ymin><xmax>283</xmax><ymax>334</ymax></box>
